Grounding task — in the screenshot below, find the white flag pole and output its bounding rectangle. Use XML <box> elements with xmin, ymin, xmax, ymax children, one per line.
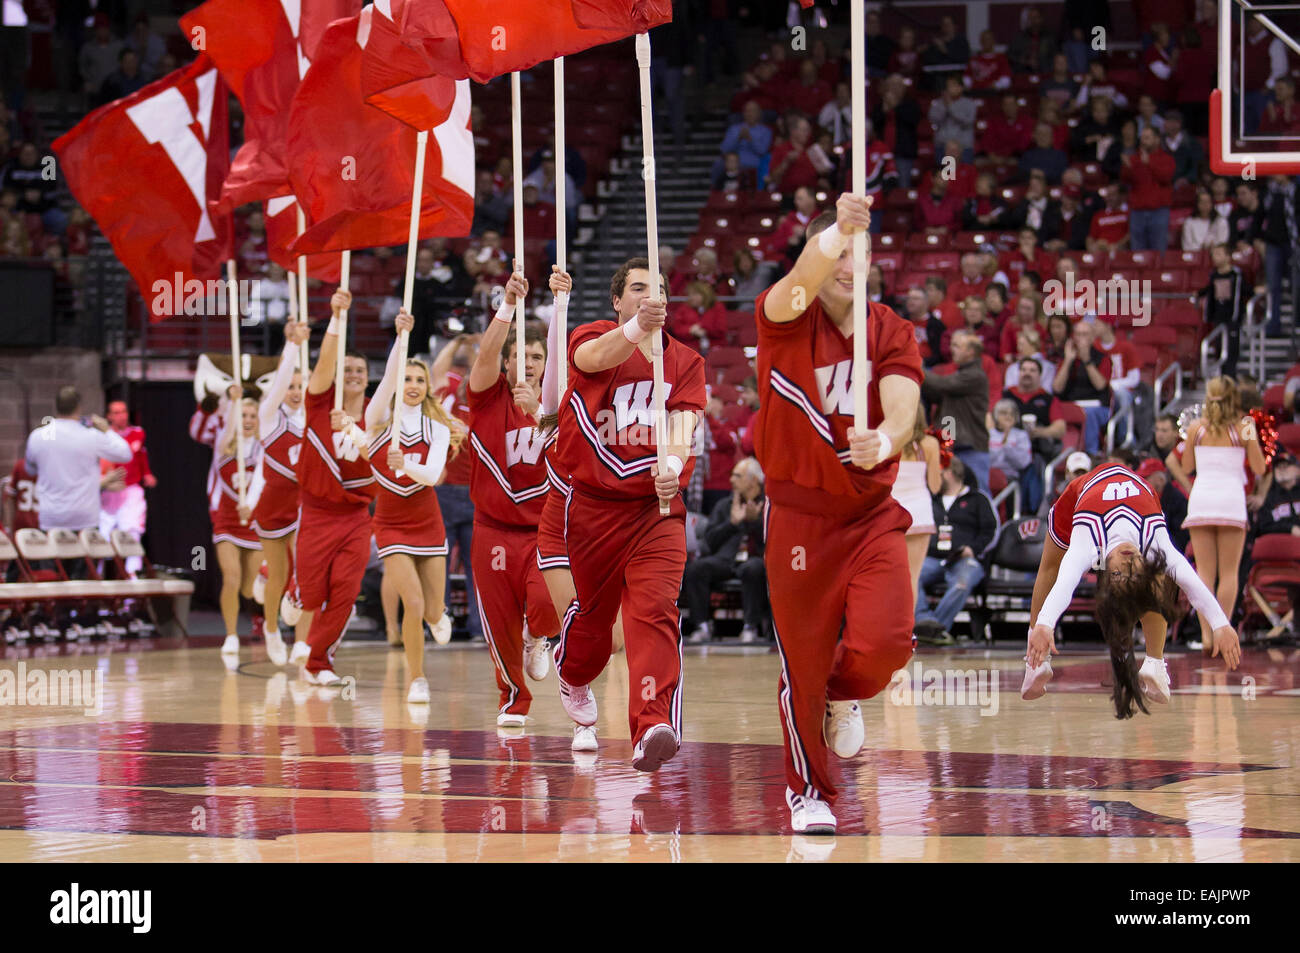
<box><xmin>553</xmin><ymin>56</ymin><xmax>568</xmax><ymax>397</ymax></box>
<box><xmin>636</xmin><ymin>32</ymin><xmax>670</xmax><ymax>517</ymax></box>
<box><xmin>335</xmin><ymin>250</ymin><xmax>351</xmax><ymax>412</ymax></box>
<box><xmin>295</xmin><ymin>204</ymin><xmax>309</xmax><ymax>375</ymax></box>
<box><xmin>395</xmin><ymin>128</ymin><xmax>430</xmax><ymax>426</ymax></box>
<box><xmin>511</xmin><ymin>70</ymin><xmax>526</xmax><ymax>385</ymax></box>
<box><xmin>226</xmin><ymin>258</ymin><xmax>246</xmax><ymax>516</ymax></box>
<box><xmin>851</xmin><ymin>0</ymin><xmax>869</xmax><ymax>431</ymax></box>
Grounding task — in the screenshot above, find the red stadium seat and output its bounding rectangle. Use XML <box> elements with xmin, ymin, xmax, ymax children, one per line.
<box><xmin>1263</xmin><ymin>385</ymin><xmax>1286</xmax><ymax>415</ymax></box>
<box><xmin>1132</xmin><ymin>325</ymin><xmax>1177</xmax><ymax>349</ymax></box>
<box><xmin>881</xmin><ymin>209</ymin><xmax>912</xmax><ymax>232</ymax></box>
<box><xmin>953</xmin><ymin>231</ymin><xmax>991</xmax><ymax>251</ymax></box>
<box><xmin>712</xmin><ymin>382</ymin><xmax>738</xmax><ymax>403</ymax></box>
<box><xmin>706</xmin><ymin>190</ymin><xmax>749</xmax><ymax>212</ymax></box>
<box><xmin>1111</xmin><ymin>250</ymin><xmax>1156</xmax><ymax>269</ymax></box>
<box><xmin>915</xmin><ymin>251</ymin><xmax>960</xmax><ymax>271</ymax></box>
<box><xmin>1279</xmin><ymin>423</ymin><xmax>1300</xmax><ymax>456</ymax></box>
<box><xmin>876</xmin><ymin>232</ymin><xmax>903</xmax><ymax>249</ymax></box>
<box><xmin>1145</xmin><ymin>268</ymin><xmax>1192</xmax><ymax>292</ymax></box>
<box><xmin>734</xmin><ymin>323</ymin><xmax>758</xmax><ymax>348</ymax></box>
<box><xmin>904</xmin><ymin>233</ymin><xmax>946</xmax><ymax>250</ymax></box>
<box><xmin>1055</xmin><ymin>402</ymin><xmax>1086</xmax><ymax>450</ymax></box>
<box><xmin>1239</xmin><ymin>534</ymin><xmax>1300</xmax><ymax>634</ymax></box>
<box><xmin>884</xmin><ymin>188</ymin><xmax>917</xmax><ymax>210</ymax></box>
<box><xmin>1231</xmin><ymin>246</ymin><xmax>1259</xmax><ymax>284</ymax></box>
<box><xmin>873</xmin><ymin>251</ymin><xmax>903</xmax><ymax>272</ymax></box>
<box><xmin>1163</xmin><ymin>249</ymin><xmax>1208</xmax><ymax>269</ymax></box>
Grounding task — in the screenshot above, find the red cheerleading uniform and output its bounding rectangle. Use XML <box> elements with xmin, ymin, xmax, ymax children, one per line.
<box><xmin>1049</xmin><ymin>462</ymin><xmax>1165</xmax><ymax>552</ymax></box>
<box><xmin>369</xmin><ymin>407</ymin><xmax>450</xmax><ymax>559</ymax></box>
<box><xmin>467</xmin><ymin>374</ymin><xmax>558</xmax><ymax>717</ymax></box>
<box><xmin>553</xmin><ymin>323</ymin><xmax>706</xmax><ymax>747</ymax></box>
<box><xmin>535</xmin><ymin>433</ymin><xmax>570</xmax><ymax>571</ymax></box>
<box><xmin>296</xmin><ymin>384</ymin><xmax>375</xmax><ymax>674</ymax></box>
<box><xmin>209</xmin><ymin>436</ymin><xmax>262</xmax><ymax>549</ymax></box>
<box><xmin>251</xmin><ymin>406</ymin><xmax>303</xmax><ymax>538</ymax></box>
<box><xmin>753</xmin><ymin>287</ymin><xmax>923</xmax><ymax>806</ymax></box>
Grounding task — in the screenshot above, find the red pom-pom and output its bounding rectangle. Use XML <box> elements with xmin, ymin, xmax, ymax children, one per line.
<box><xmin>926</xmin><ymin>425</ymin><xmax>955</xmax><ymax>467</ymax></box>
<box><xmin>1250</xmin><ymin>408</ymin><xmax>1279</xmax><ymax>467</ymax></box>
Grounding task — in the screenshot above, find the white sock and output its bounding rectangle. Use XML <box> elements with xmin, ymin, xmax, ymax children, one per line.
<box><xmin>264</xmin><ymin>626</ymin><xmax>279</xmax><ymax>637</ymax></box>
<box><xmin>227</xmin><ymin>632</ymin><xmax>238</xmax><ymax>639</ymax></box>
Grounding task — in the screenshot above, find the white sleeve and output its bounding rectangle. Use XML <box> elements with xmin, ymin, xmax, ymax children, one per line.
<box><xmin>99</xmin><ymin>428</ymin><xmax>134</xmax><ymax>464</ymax></box>
<box><xmin>1152</xmin><ymin>527</ymin><xmax>1230</xmax><ymax>630</ymax></box>
<box><xmin>366</xmin><ymin>340</ymin><xmax>405</xmax><ymax>431</ymax></box>
<box><xmin>260</xmin><ymin>344</ymin><xmax>298</xmax><ymax>435</ymax></box>
<box><xmin>245</xmin><ymin>455</ymin><xmax>266</xmax><ymax>511</ymax></box>
<box><xmin>540</xmin><ymin>293</ymin><xmax>567</xmax><ymax>417</ymax></box>
<box><xmin>395</xmin><ymin>420</ymin><xmax>451</xmax><ymax>487</ymax></box>
<box><xmin>1033</xmin><ymin>527</ymin><xmax>1099</xmax><ymax>630</ymax></box>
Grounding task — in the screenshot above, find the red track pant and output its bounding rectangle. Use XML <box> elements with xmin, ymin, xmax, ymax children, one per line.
<box><xmin>297</xmin><ymin>500</ymin><xmax>372</xmax><ymax>674</ymax></box>
<box><xmin>556</xmin><ymin>488</ymin><xmax>686</xmax><ymax>746</ymax></box>
<box><xmin>472</xmin><ymin>520</ymin><xmax>560</xmax><ymax>715</ymax></box>
<box><xmin>764</xmin><ymin>498</ymin><xmax>915</xmax><ymax>805</ymax></box>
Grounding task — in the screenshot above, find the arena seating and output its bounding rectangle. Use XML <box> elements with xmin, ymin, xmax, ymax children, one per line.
<box><xmin>1239</xmin><ymin>534</ymin><xmax>1300</xmax><ymax>637</ymax></box>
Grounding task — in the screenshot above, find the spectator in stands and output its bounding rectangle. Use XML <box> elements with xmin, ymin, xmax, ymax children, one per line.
<box><xmin>1141</xmin><ymin>22</ymin><xmax>1178</xmax><ymax>104</ymax></box>
<box><xmin>906</xmin><ymin>286</ymin><xmax>945</xmax><ymax>367</ymax></box>
<box><xmin>1256</xmin><ymin>453</ymin><xmax>1300</xmax><ymax>537</ymax></box>
<box><xmin>913</xmin><ymin>175</ymin><xmax>961</xmax><ymax>235</ymax></box>
<box><xmin>990</xmin><ymin>396</ymin><xmax>1035</xmax><ymax>499</ymax></box>
<box><xmin>247</xmin><ymin>263</ymin><xmax>290</xmax><ymax>350</ymax></box>
<box><xmin>1122</xmin><ymin>125</ymin><xmax>1176</xmax><ymax>252</ymax></box>
<box><xmin>1053</xmin><ymin>181</ymin><xmax>1095</xmax><ymax>251</ymax></box>
<box><xmin>1</xmin><ymin>215</ymin><xmax>29</xmax><ymax>257</ymax></box>
<box><xmin>766</xmin><ymin>114</ymin><xmax>820</xmax><ymax>194</ymax></box>
<box><xmin>124</xmin><ymin>14</ymin><xmax>165</xmax><ymax>78</ymax></box>
<box><xmin>943</xmin><ymin>296</ymin><xmax>998</xmax><ymax>360</ymax></box>
<box><xmin>472</xmin><ymin>169</ymin><xmax>508</xmax><ymax>236</ymax></box>
<box><xmin>889</xmin><ymin>25</ymin><xmax>921</xmax><ymax>81</ymax></box>
<box><xmin>682</xmin><ymin>457</ymin><xmax>767</xmax><ymax>644</ymax></box>
<box><xmin>1054</xmin><ymin>318</ymin><xmax>1112</xmax><ymax>453</ymax></box>
<box><xmin>1087</xmin><ymin>183</ymin><xmax>1131</xmax><ymax>253</ymax></box>
<box><xmin>1229</xmin><ymin>181</ymin><xmax>1265</xmax><ymax>251</ymax></box>
<box><xmin>1002</xmin><ymin>329</ymin><xmax>1056</xmax><ymax>394</ymax></box>
<box><xmin>1134</xmin><ymin>94</ymin><xmax>1164</xmax><ymax>138</ymax></box>
<box><xmin>867</xmin><ymin>263</ymin><xmax>898</xmax><ymax>311</ymax></box>
<box><xmin>1142</xmin><ymin>413</ymin><xmax>1183</xmax><ymax>463</ymax></box>
<box><xmin>1019</xmin><ymin>124</ymin><xmax>1068</xmax><ymax>184</ymax></box>
<box><xmin>981</xmin><ymin>95</ymin><xmax>1034</xmax><ymax>165</ymax></box>
<box><xmin>406</xmin><ymin>240</ymin><xmax>471</xmax><ymax>354</ymax></box>
<box><xmin>818</xmin><ymin>81</ymin><xmax>853</xmax><ymax>148</ymax></box>
<box><xmin>864</xmin><ymin>9</ymin><xmax>895</xmax><ymax>78</ymax></box>
<box><xmin>1197</xmin><ymin>243</ymin><xmax>1246</xmax><ymax>377</ymax></box>
<box><xmin>1101</xmin><ymin>118</ymin><xmax>1139</xmax><ymax>179</ymax></box>
<box><xmin>1005</xmin><ymin>355</ymin><xmax>1067</xmax><ymax>466</ymax></box>
<box><xmin>1211</xmin><ymin>177</ymin><xmax>1234</xmax><ymax>219</ymax></box>
<box><xmin>966</xmin><ymin>29</ymin><xmax>1011</xmax><ymax>92</ymax></box>
<box><xmin>98</xmin><ymin>47</ymin><xmax>148</xmax><ymax>106</ymax></box>
<box><xmin>2</xmin><ymin>141</ymin><xmax>62</xmax><ymax>236</ymax></box>
<box><xmin>1242</xmin><ymin>15</ymin><xmax>1291</xmax><ymax>134</ymax></box>
<box><xmin>1009</xmin><ymin>7</ymin><xmax>1058</xmax><ymax>74</ymax></box>
<box><xmin>808</xmin><ymin>37</ymin><xmax>840</xmax><ymax>87</ymax></box>
<box><xmin>921</xmin><ymin>15</ymin><xmax>971</xmax><ymax>79</ymax></box>
<box><xmin>1174</xmin><ymin>23</ymin><xmax>1214</xmax><ymax>137</ymax></box>
<box><xmin>919</xmin><ymin>139</ymin><xmax>975</xmax><ymax>203</ymax></box>
<box><xmin>1093</xmin><ymin>317</ymin><xmax>1140</xmax><ymax>439</ymax></box>
<box><xmin>872</xmin><ymin>73</ymin><xmax>921</xmax><ymax>188</ymax></box>
<box><xmin>1001</xmin><ymin>227</ymin><xmax>1056</xmax><ymax>284</ymax></box>
<box><xmin>984</xmin><ymin>282</ymin><xmax>1010</xmax><ymax>330</ymax></box>
<box><xmin>962</xmin><ymin>172</ymin><xmax>1011</xmax><ymax>230</ymax></box>
<box><xmin>463</xmin><ymin>230</ymin><xmax>509</xmax><ymax>299</ymax></box>
<box><xmin>730</xmin><ymin>248</ymin><xmax>775</xmax><ymax>306</ymax></box>
<box><xmin>1074</xmin><ymin>60</ymin><xmax>1129</xmax><ymax>112</ymax></box>
<box><xmin>923</xmin><ymin>329</ymin><xmax>991</xmax><ymax>490</ymax></box>
<box><xmin>1010</xmin><ymin>169</ymin><xmax>1063</xmax><ymax>246</ymax></box>
<box><xmin>789</xmin><ymin>59</ymin><xmax>833</xmax><ymax>118</ymax></box>
<box><xmin>699</xmin><ymin>393</ymin><xmax>739</xmax><ymax>513</ymax></box>
<box><xmin>24</xmin><ymin>386</ymin><xmax>132</xmax><ymax>533</ymax></box>
<box><xmin>998</xmin><ymin>292</ymin><xmax>1045</xmax><ymax>363</ymax></box>
<box><xmin>925</xmin><ymin>275</ymin><xmax>960</xmax><ymax>329</ymax></box>
<box><xmin>1043</xmin><ymin>312</ymin><xmax>1072</xmax><ymax>365</ymax></box>
<box><xmin>1071</xmin><ymin>96</ymin><xmax>1121</xmax><ymax>164</ymax></box>
<box><xmin>1040</xmin><ymin>53</ymin><xmax>1079</xmax><ymax>110</ymax></box>
<box><xmin>981</xmin><ymin>247</ymin><xmax>1011</xmax><ymax>289</ymax></box>
<box><xmin>1261</xmin><ymin>76</ymin><xmax>1300</xmax><ymax>135</ymax></box>
<box><xmin>929</xmin><ymin>75</ymin><xmax>978</xmax><ymax>162</ymax></box>
<box><xmin>716</xmin><ymin>100</ymin><xmax>772</xmax><ymax>186</ymax></box>
<box><xmin>1038</xmin><ymin>99</ymin><xmax>1071</xmax><ymax>153</ymax></box>
<box><xmin>730</xmin><ymin>59</ymin><xmax>783</xmax><ymax>120</ymax></box>
<box><xmin>952</xmin><ymin>253</ymin><xmax>990</xmax><ymax>302</ymax></box>
<box><xmin>669</xmin><ymin>281</ymin><xmax>726</xmax><ymax>353</ymax></box>
<box><xmin>516</xmin><ymin>182</ymin><xmax>555</xmax><ymax>239</ymax></box>
<box><xmin>1258</xmin><ymin>174</ymin><xmax>1299</xmax><ymax>337</ymax></box>
<box><xmin>713</xmin><ymin>151</ymin><xmax>754</xmax><ymax>193</ymax></box>
<box><xmin>913</xmin><ymin>456</ymin><xmax>997</xmax><ymax>643</ymax></box>
<box><xmin>78</xmin><ymin>14</ymin><xmax>122</xmax><ymax>101</ymax></box>
<box><xmin>1161</xmin><ymin>111</ymin><xmax>1204</xmax><ymax>188</ymax></box>
<box><xmin>765</xmin><ymin>185</ymin><xmax>819</xmax><ymax>269</ymax></box>
<box><xmin>1182</xmin><ymin>188</ymin><xmax>1229</xmax><ymax>253</ymax></box>
<box><xmin>683</xmin><ymin>247</ymin><xmax>729</xmax><ymax>298</ymax></box>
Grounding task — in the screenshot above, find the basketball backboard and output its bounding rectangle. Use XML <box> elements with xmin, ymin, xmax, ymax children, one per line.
<box><xmin>1212</xmin><ymin>0</ymin><xmax>1300</xmax><ymax>176</ymax></box>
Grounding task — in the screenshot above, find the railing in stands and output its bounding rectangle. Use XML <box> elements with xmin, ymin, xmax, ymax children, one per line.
<box><xmin>1042</xmin><ymin>446</ymin><xmax>1074</xmax><ymax>511</ymax></box>
<box><xmin>1243</xmin><ymin>291</ymin><xmax>1270</xmax><ymax>382</ymax></box>
<box><xmin>991</xmin><ymin>480</ymin><xmax>1022</xmax><ymax>521</ymax></box>
<box><xmin>1200</xmin><ymin>323</ymin><xmax>1227</xmax><ymax>381</ymax></box>
<box><xmin>1154</xmin><ymin>361</ymin><xmax>1182</xmax><ymax>417</ymax></box>
<box><xmin>1105</xmin><ymin>401</ymin><xmax>1135</xmax><ymax>453</ymax></box>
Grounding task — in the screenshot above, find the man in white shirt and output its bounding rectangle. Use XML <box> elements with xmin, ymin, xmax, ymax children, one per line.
<box><xmin>25</xmin><ymin>386</ymin><xmax>132</xmax><ymax>532</ymax></box>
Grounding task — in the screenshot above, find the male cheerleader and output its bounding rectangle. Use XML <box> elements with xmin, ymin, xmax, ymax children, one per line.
<box><xmin>467</xmin><ymin>264</ymin><xmax>560</xmax><ymax>726</ymax></box>
<box><xmin>754</xmin><ymin>193</ymin><xmax>923</xmax><ymax>834</ymax></box>
<box><xmin>553</xmin><ymin>258</ymin><xmax>706</xmax><ymax>771</ymax></box>
<box><xmin>99</xmin><ymin>400</ymin><xmax>155</xmax><ymax>574</ymax></box>
<box><xmin>297</xmin><ymin>288</ymin><xmax>375</xmax><ymax>685</ymax></box>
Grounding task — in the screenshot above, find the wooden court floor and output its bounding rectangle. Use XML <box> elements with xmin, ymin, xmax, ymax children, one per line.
<box><xmin>1</xmin><ymin>636</ymin><xmax>1298</xmax><ymax>862</ymax></box>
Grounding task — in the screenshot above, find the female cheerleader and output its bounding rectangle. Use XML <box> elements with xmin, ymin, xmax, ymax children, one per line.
<box><xmin>1166</xmin><ymin>376</ymin><xmax>1266</xmax><ymax>655</ymax></box>
<box><xmin>538</xmin><ymin>266</ymin><xmax>623</xmax><ymax>752</ymax></box>
<box><xmin>1021</xmin><ymin>461</ymin><xmax>1242</xmax><ymax>717</ymax></box>
<box><xmin>248</xmin><ymin>322</ymin><xmax>311</xmax><ymax>666</ymax></box>
<box><xmin>365</xmin><ymin>309</ymin><xmax>462</xmax><ymax>704</ymax></box>
<box><xmin>212</xmin><ymin>385</ymin><xmax>263</xmax><ymax>657</ymax></box>
<box><xmin>891</xmin><ymin>405</ymin><xmax>942</xmax><ymax>602</ymax></box>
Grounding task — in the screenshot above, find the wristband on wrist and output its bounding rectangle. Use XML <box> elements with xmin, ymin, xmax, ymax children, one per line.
<box><xmin>622</xmin><ymin>317</ymin><xmax>649</xmax><ymax>343</ymax></box>
<box><xmin>493</xmin><ymin>300</ymin><xmax>514</xmax><ymax>324</ymax></box>
<box><xmin>664</xmin><ymin>454</ymin><xmax>684</xmax><ymax>477</ymax></box>
<box><xmin>875</xmin><ymin>431</ymin><xmax>893</xmax><ymax>465</ymax></box>
<box><xmin>817</xmin><ymin>226</ymin><xmax>850</xmax><ymax>259</ymax></box>
<box><xmin>327</xmin><ymin>316</ymin><xmax>339</xmax><ymax>335</ymax></box>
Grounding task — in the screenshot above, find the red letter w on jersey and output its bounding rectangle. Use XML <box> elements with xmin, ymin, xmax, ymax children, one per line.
<box><xmin>505</xmin><ymin>427</ymin><xmax>545</xmax><ymax>467</ymax></box>
<box><xmin>612</xmin><ymin>381</ymin><xmax>674</xmax><ymax>431</ymax></box>
<box><xmin>1102</xmin><ymin>479</ymin><xmax>1140</xmax><ymax>501</ymax></box>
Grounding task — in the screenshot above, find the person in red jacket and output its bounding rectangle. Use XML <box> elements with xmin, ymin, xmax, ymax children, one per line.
<box><xmin>766</xmin><ymin>115</ymin><xmax>820</xmax><ymax>194</ymax></box>
<box><xmin>979</xmin><ymin>94</ymin><xmax>1034</xmax><ymax>164</ymax></box>
<box><xmin>913</xmin><ymin>175</ymin><xmax>961</xmax><ymax>234</ymax></box>
<box><xmin>764</xmin><ymin>185</ymin><xmax>819</xmax><ymax>267</ymax></box>
<box><xmin>1261</xmin><ymin>77</ymin><xmax>1300</xmax><ymax>135</ymax></box>
<box><xmin>1000</xmin><ymin>227</ymin><xmax>1056</xmax><ymax>284</ymax></box>
<box><xmin>669</xmin><ymin>281</ymin><xmax>728</xmax><ymax>352</ymax></box>
<box><xmin>1087</xmin><ymin>183</ymin><xmax>1131</xmax><ymax>252</ymax></box>
<box><xmin>700</xmin><ymin>392</ymin><xmax>739</xmax><ymax>513</ymax></box>
<box><xmin>787</xmin><ymin>60</ymin><xmax>833</xmax><ymax>118</ymax></box>
<box><xmin>1140</xmin><ymin>22</ymin><xmax>1178</xmax><ymax>104</ymax></box>
<box><xmin>951</xmin><ymin>253</ymin><xmax>990</xmax><ymax>303</ymax></box>
<box><xmin>1121</xmin><ymin>126</ymin><xmax>1176</xmax><ymax>252</ymax></box>
<box><xmin>966</xmin><ymin>29</ymin><xmax>1011</xmax><ymax>91</ymax></box>
<box><xmin>940</xmin><ymin>296</ymin><xmax>1000</xmax><ymax>361</ymax></box>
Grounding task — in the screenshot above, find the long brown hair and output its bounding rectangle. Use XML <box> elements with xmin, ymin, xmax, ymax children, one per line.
<box><xmin>1094</xmin><ymin>549</ymin><xmax>1178</xmax><ymax>719</ymax></box>
<box><xmin>1202</xmin><ymin>375</ymin><xmax>1241</xmax><ymax>436</ymax></box>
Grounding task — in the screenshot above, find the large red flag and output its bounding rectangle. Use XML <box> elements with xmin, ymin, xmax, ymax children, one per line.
<box><xmin>569</xmin><ymin>0</ymin><xmax>673</xmax><ymax>33</ymax></box>
<box><xmin>264</xmin><ymin>195</ymin><xmax>343</xmax><ymax>283</ymax></box>
<box><xmin>180</xmin><ymin>0</ymin><xmax>360</xmax><ymax>209</ymax></box>
<box><xmin>52</xmin><ymin>56</ymin><xmax>234</xmax><ymax>320</ymax></box>
<box><xmin>363</xmin><ymin>0</ymin><xmax>462</xmax><ymax>129</ymax></box>
<box><xmin>287</xmin><ymin>8</ymin><xmax>474</xmax><ymax>255</ymax></box>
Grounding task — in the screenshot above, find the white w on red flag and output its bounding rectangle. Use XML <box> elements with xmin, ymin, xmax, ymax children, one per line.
<box><xmin>52</xmin><ymin>55</ymin><xmax>234</xmax><ymax>320</ymax></box>
<box><xmin>286</xmin><ymin>6</ymin><xmax>474</xmax><ymax>256</ymax></box>
<box><xmin>180</xmin><ymin>0</ymin><xmax>360</xmax><ymax>210</ymax></box>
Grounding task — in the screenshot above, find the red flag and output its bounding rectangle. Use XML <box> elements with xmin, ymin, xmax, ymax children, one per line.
<box><xmin>569</xmin><ymin>0</ymin><xmax>673</xmax><ymax>33</ymax></box>
<box><xmin>52</xmin><ymin>56</ymin><xmax>234</xmax><ymax>320</ymax></box>
<box><xmin>180</xmin><ymin>0</ymin><xmax>360</xmax><ymax>209</ymax></box>
<box><xmin>364</xmin><ymin>1</ymin><xmax>462</xmax><ymax>129</ymax></box>
<box><xmin>287</xmin><ymin>9</ymin><xmax>474</xmax><ymax>255</ymax></box>
<box><xmin>264</xmin><ymin>195</ymin><xmax>343</xmax><ymax>283</ymax></box>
